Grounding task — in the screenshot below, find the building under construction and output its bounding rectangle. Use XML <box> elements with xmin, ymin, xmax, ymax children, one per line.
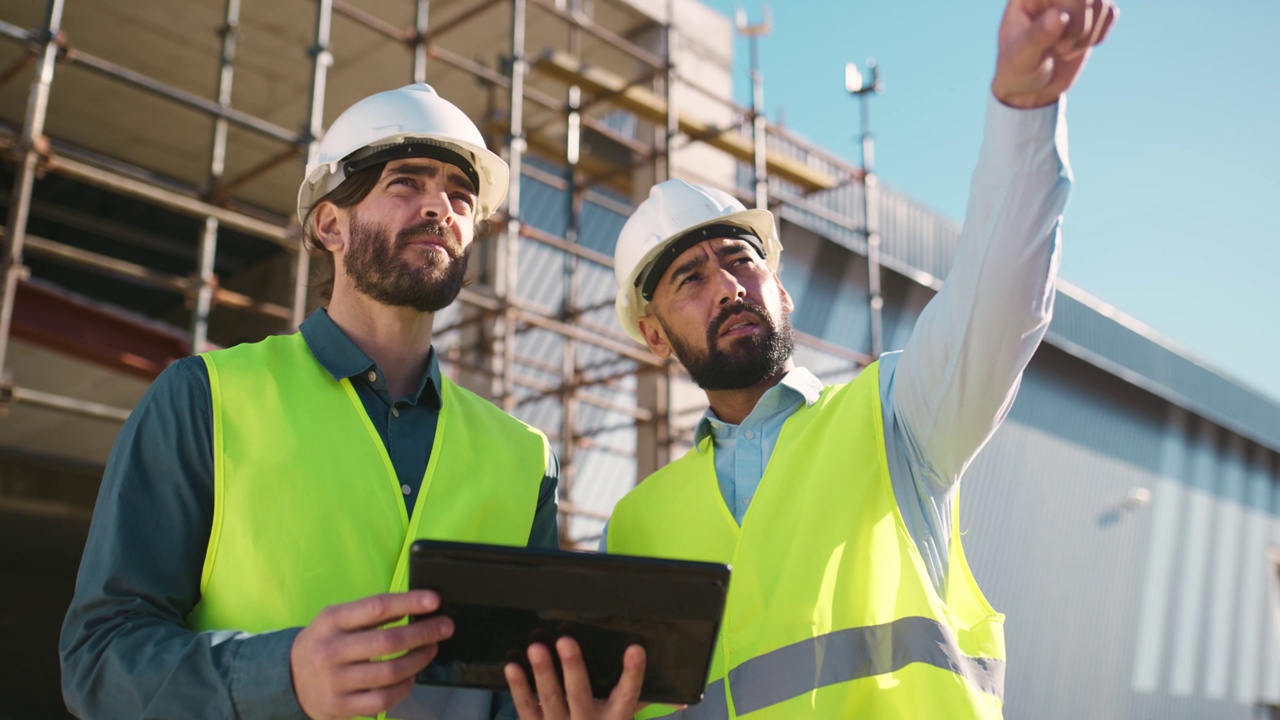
<box><xmin>1</xmin><ymin>0</ymin><xmax>1278</xmax><ymax>718</ymax></box>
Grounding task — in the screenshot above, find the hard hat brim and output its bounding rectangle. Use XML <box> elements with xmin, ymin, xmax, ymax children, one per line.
<box><xmin>295</xmin><ymin>135</ymin><xmax>509</xmax><ymax>226</ymax></box>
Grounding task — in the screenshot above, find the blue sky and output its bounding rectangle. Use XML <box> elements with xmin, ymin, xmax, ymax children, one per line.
<box><xmin>700</xmin><ymin>0</ymin><xmax>1280</xmax><ymax>403</ymax></box>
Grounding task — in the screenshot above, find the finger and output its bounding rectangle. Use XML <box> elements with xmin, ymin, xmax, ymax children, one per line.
<box><xmin>339</xmin><ymin>679</ymin><xmax>417</xmax><ymax>719</ymax></box>
<box><xmin>505</xmin><ymin>662</ymin><xmax>544</xmax><ymax>720</ymax></box>
<box><xmin>337</xmin><ymin>644</ymin><xmax>439</xmax><ymax>694</ymax></box>
<box><xmin>1078</xmin><ymin>0</ymin><xmax>1098</xmax><ymax>41</ymax></box>
<box><xmin>1091</xmin><ymin>2</ymin><xmax>1118</xmax><ymax>46</ymax></box>
<box><xmin>324</xmin><ymin>591</ymin><xmax>442</xmax><ymax>632</ymax></box>
<box><xmin>1010</xmin><ymin>9</ymin><xmax>1070</xmax><ymax>74</ymax></box>
<box><xmin>556</xmin><ymin>637</ymin><xmax>597</xmax><ymax>715</ymax></box>
<box><xmin>604</xmin><ymin>644</ymin><xmax>647</xmax><ymax>719</ymax></box>
<box><xmin>382</xmin><ymin>616</ymin><xmax>455</xmax><ymax>656</ymax></box>
<box><xmin>529</xmin><ymin>643</ymin><xmax>568</xmax><ymax>719</ymax></box>
<box><xmin>1065</xmin><ymin>0</ymin><xmax>1105</xmax><ymax>54</ymax></box>
<box><xmin>330</xmin><ymin>615</ymin><xmax>454</xmax><ymax>665</ymax></box>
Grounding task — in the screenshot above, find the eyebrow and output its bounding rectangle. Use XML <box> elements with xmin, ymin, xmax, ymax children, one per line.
<box><xmin>666</xmin><ymin>240</ymin><xmax>753</xmax><ymax>287</ymax></box>
<box><xmin>384</xmin><ymin>164</ymin><xmax>478</xmax><ymax>196</ymax></box>
<box><xmin>667</xmin><ymin>253</ymin><xmax>707</xmax><ymax>287</ymax></box>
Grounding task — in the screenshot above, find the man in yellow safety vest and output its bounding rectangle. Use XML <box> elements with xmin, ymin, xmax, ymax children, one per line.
<box><xmin>504</xmin><ymin>0</ymin><xmax>1116</xmax><ymax>718</ymax></box>
<box><xmin>59</xmin><ymin>84</ymin><xmax>648</xmax><ymax>720</ymax></box>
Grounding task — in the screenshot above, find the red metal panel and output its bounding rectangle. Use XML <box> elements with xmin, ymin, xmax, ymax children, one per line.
<box><xmin>10</xmin><ymin>280</ymin><xmax>189</xmax><ymax>380</ymax></box>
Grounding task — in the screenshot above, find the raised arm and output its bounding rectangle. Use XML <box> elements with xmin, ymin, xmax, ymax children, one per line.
<box><xmin>888</xmin><ymin>0</ymin><xmax>1117</xmax><ymax>488</ymax></box>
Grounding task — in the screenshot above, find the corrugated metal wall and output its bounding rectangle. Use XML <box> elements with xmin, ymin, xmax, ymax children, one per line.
<box><xmin>960</xmin><ymin>345</ymin><xmax>1280</xmax><ymax>719</ymax></box>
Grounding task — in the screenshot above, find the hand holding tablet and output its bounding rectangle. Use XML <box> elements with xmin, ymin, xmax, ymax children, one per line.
<box><xmin>408</xmin><ymin>540</ymin><xmax>729</xmax><ymax>706</ymax></box>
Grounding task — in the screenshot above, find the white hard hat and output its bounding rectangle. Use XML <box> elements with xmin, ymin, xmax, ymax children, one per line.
<box><xmin>614</xmin><ymin>179</ymin><xmax>781</xmax><ymax>344</ymax></box>
<box><xmin>296</xmin><ymin>83</ymin><xmax>509</xmax><ymax>224</ymax></box>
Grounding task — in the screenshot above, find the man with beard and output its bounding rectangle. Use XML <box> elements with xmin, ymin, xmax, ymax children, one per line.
<box><xmin>504</xmin><ymin>1</ymin><xmax>1116</xmax><ymax>718</ymax></box>
<box><xmin>59</xmin><ymin>84</ymin><xmax>593</xmax><ymax>720</ymax></box>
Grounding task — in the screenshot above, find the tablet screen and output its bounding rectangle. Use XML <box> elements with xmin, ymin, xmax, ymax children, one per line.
<box><xmin>409</xmin><ymin>540</ymin><xmax>729</xmax><ymax>706</ymax></box>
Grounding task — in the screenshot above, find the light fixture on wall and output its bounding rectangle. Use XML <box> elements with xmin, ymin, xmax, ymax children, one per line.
<box><xmin>1122</xmin><ymin>486</ymin><xmax>1152</xmax><ymax>512</ymax></box>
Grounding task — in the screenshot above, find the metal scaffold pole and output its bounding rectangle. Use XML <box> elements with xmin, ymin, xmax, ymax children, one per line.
<box><xmin>660</xmin><ymin>0</ymin><xmax>678</xmax><ymax>468</ymax></box>
<box><xmin>500</xmin><ymin>0</ymin><xmax>527</xmax><ymax>412</ymax></box>
<box><xmin>191</xmin><ymin>0</ymin><xmax>243</xmax><ymax>353</ymax></box>
<box><xmin>413</xmin><ymin>0</ymin><xmax>429</xmax><ymax>83</ymax></box>
<box><xmin>294</xmin><ymin>0</ymin><xmax>335</xmax><ymax>330</ymax></box>
<box><xmin>662</xmin><ymin>0</ymin><xmax>678</xmax><ymax>183</ymax></box>
<box><xmin>559</xmin><ymin>0</ymin><xmax>583</xmax><ymax>544</ymax></box>
<box><xmin>846</xmin><ymin>59</ymin><xmax>883</xmax><ymax>358</ymax></box>
<box><xmin>0</xmin><ymin>0</ymin><xmax>65</xmax><ymax>380</ymax></box>
<box><xmin>634</xmin><ymin>0</ymin><xmax>679</xmax><ymax>483</ymax></box>
<box><xmin>736</xmin><ymin>6</ymin><xmax>771</xmax><ymax>211</ymax></box>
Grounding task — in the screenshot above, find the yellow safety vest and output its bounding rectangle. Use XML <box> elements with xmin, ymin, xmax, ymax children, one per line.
<box><xmin>608</xmin><ymin>362</ymin><xmax>1005</xmax><ymax>719</ymax></box>
<box><xmin>188</xmin><ymin>333</ymin><xmax>548</xmax><ymax>719</ymax></box>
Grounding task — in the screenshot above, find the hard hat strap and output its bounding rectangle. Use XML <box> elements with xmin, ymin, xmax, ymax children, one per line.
<box><xmin>342</xmin><ymin>140</ymin><xmax>481</xmax><ymax>195</ymax></box>
<box><xmin>638</xmin><ymin>223</ymin><xmax>765</xmax><ymax>301</ymax></box>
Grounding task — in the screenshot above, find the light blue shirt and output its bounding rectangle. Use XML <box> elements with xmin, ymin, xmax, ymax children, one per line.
<box><xmin>698</xmin><ymin>369</ymin><xmax>823</xmax><ymax>523</ymax></box>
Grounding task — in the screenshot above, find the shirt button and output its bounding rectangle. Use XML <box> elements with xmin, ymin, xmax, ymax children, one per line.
<box><xmin>391</xmin><ymin>406</ymin><xmax>400</xmax><ymax>418</ymax></box>
<box><xmin>743</xmin><ymin>429</ymin><xmax>756</xmax><ymax>440</ymax></box>
<box><xmin>401</xmin><ymin>484</ymin><xmax>412</xmax><ymax>496</ymax></box>
<box><xmin>367</xmin><ymin>370</ymin><xmax>378</xmax><ymax>382</ymax></box>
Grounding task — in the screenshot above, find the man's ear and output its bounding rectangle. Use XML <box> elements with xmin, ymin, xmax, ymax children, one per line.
<box><xmin>312</xmin><ymin>201</ymin><xmax>348</xmax><ymax>255</ymax></box>
<box><xmin>636</xmin><ymin>313</ymin><xmax>674</xmax><ymax>360</ymax></box>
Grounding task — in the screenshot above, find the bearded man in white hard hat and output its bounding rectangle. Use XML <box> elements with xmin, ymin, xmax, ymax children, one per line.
<box><xmin>506</xmin><ymin>1</ymin><xmax>1118</xmax><ymax>718</ymax></box>
<box><xmin>61</xmin><ymin>84</ymin><xmax>590</xmax><ymax>720</ymax></box>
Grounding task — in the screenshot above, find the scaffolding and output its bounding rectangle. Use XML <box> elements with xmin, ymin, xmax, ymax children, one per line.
<box><xmin>0</xmin><ymin>0</ymin><xmax>870</xmax><ymax>544</ymax></box>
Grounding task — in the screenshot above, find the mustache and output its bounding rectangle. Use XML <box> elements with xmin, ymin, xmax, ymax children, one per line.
<box><xmin>396</xmin><ymin>221</ymin><xmax>461</xmax><ymax>257</ymax></box>
<box><xmin>708</xmin><ymin>300</ymin><xmax>771</xmax><ymax>340</ymax></box>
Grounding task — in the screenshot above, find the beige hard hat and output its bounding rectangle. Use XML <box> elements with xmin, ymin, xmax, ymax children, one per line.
<box><xmin>613</xmin><ymin>179</ymin><xmax>781</xmax><ymax>344</ymax></box>
<box><xmin>297</xmin><ymin>83</ymin><xmax>509</xmax><ymax>223</ymax></box>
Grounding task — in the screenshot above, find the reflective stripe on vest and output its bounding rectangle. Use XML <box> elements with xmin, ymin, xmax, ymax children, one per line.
<box><xmin>190</xmin><ymin>333</ymin><xmax>548</xmax><ymax>720</ymax></box>
<box><xmin>726</xmin><ymin>616</ymin><xmax>1005</xmax><ymax>714</ymax></box>
<box><xmin>650</xmin><ymin>617</ymin><xmax>1005</xmax><ymax>718</ymax></box>
<box><xmin>608</xmin><ymin>361</ymin><xmax>1005</xmax><ymax>719</ymax></box>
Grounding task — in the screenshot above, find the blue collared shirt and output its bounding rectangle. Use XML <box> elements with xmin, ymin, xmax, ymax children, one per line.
<box><xmin>301</xmin><ymin>309</ymin><xmax>443</xmax><ymax>512</ymax></box>
<box><xmin>697</xmin><ymin>369</ymin><xmax>825</xmax><ymax>523</ymax></box>
<box><xmin>60</xmin><ymin>308</ymin><xmax>558</xmax><ymax>719</ymax></box>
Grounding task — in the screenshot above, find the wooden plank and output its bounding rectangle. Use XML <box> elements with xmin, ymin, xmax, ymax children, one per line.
<box><xmin>532</xmin><ymin>50</ymin><xmax>837</xmax><ymax>193</ymax></box>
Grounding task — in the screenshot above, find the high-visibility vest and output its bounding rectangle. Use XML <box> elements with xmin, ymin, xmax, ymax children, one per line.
<box><xmin>188</xmin><ymin>333</ymin><xmax>549</xmax><ymax>719</ymax></box>
<box><xmin>608</xmin><ymin>362</ymin><xmax>1005</xmax><ymax>719</ymax></box>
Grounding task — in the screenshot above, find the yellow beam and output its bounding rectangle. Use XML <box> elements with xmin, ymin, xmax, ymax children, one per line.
<box><xmin>485</xmin><ymin>120</ymin><xmax>634</xmax><ymax>196</ymax></box>
<box><xmin>532</xmin><ymin>51</ymin><xmax>837</xmax><ymax>193</ymax></box>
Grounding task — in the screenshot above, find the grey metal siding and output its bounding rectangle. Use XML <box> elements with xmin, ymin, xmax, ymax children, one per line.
<box><xmin>961</xmin><ymin>345</ymin><xmax>1280</xmax><ymax>719</ymax></box>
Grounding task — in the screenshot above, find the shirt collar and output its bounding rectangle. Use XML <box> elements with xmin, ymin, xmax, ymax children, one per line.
<box><xmin>692</xmin><ymin>366</ymin><xmax>824</xmax><ymax>449</ymax></box>
<box><xmin>299</xmin><ymin>308</ymin><xmax>443</xmax><ymax>409</ymax></box>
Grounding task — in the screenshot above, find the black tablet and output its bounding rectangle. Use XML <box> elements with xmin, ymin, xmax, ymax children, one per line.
<box><xmin>408</xmin><ymin>539</ymin><xmax>730</xmax><ymax>706</ymax></box>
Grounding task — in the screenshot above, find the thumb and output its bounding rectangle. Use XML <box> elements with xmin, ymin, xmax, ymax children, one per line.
<box><xmin>1008</xmin><ymin>9</ymin><xmax>1070</xmax><ymax>74</ymax></box>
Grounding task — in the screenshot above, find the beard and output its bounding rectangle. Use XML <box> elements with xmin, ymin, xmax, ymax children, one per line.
<box><xmin>663</xmin><ymin>299</ymin><xmax>795</xmax><ymax>391</ymax></box>
<box><xmin>344</xmin><ymin>213</ymin><xmax>470</xmax><ymax>313</ymax></box>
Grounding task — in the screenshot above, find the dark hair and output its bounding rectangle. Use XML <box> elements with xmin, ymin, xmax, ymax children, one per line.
<box><xmin>302</xmin><ymin>164</ymin><xmax>385</xmax><ymax>303</ymax></box>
